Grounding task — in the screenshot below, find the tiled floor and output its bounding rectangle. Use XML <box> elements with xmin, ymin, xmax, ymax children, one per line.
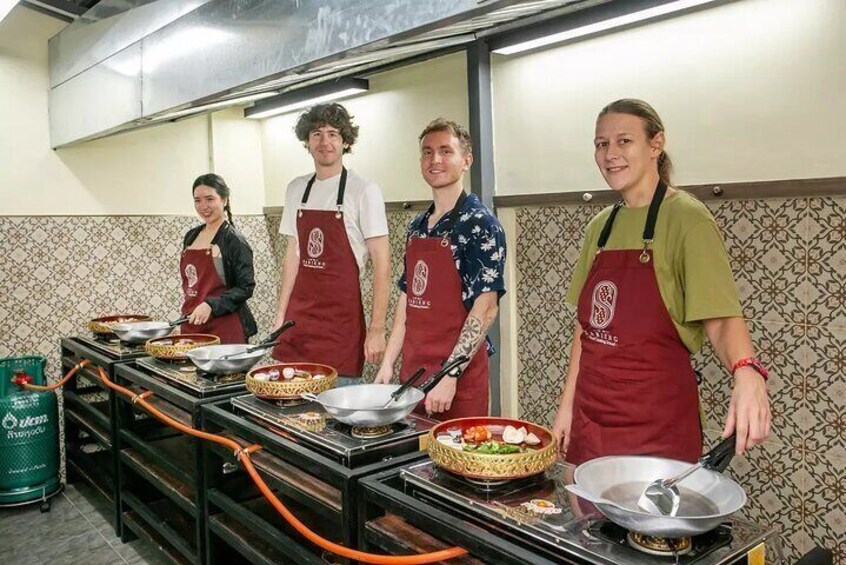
<box><xmin>0</xmin><ymin>483</ymin><xmax>169</xmax><ymax>565</ymax></box>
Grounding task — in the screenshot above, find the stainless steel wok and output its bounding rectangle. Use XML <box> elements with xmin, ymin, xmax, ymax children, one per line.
<box><xmin>185</xmin><ymin>345</ymin><xmax>265</xmax><ymax>374</ymax></box>
<box><xmin>301</xmin><ymin>357</ymin><xmax>468</xmax><ymax>427</ymax></box>
<box><xmin>185</xmin><ymin>321</ymin><xmax>295</xmax><ymax>375</ymax></box>
<box><xmin>302</xmin><ymin>384</ymin><xmax>424</xmax><ymax>427</ymax></box>
<box><xmin>112</xmin><ymin>316</ymin><xmax>187</xmax><ymax>344</ymax></box>
<box><xmin>571</xmin><ymin>455</ymin><xmax>747</xmax><ymax>537</ymax></box>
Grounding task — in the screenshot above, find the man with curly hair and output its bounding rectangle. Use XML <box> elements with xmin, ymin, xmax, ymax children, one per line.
<box><xmin>375</xmin><ymin>118</ymin><xmax>506</xmax><ymax>419</ymax></box>
<box><xmin>272</xmin><ymin>103</ymin><xmax>390</xmax><ymax>384</ymax></box>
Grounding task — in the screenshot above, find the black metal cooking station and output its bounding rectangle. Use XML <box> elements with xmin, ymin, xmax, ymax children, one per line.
<box><xmin>113</xmin><ymin>357</ymin><xmax>248</xmax><ymax>565</ymax></box>
<box><xmin>199</xmin><ymin>394</ymin><xmax>438</xmax><ymax>564</ymax></box>
<box><xmin>359</xmin><ymin>460</ymin><xmax>783</xmax><ymax>565</ymax></box>
<box><xmin>60</xmin><ymin>335</ymin><xmax>148</xmax><ymax>535</ymax></box>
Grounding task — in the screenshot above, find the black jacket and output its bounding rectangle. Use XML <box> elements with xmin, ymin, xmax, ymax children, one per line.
<box><xmin>182</xmin><ymin>222</ymin><xmax>257</xmax><ymax>339</ymax></box>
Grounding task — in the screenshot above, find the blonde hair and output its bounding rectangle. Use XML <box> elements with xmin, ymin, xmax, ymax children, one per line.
<box><xmin>418</xmin><ymin>118</ymin><xmax>473</xmax><ymax>156</ymax></box>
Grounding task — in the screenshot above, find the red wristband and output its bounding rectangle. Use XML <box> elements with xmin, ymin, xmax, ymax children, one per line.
<box><xmin>731</xmin><ymin>357</ymin><xmax>769</xmax><ymax>381</ymax></box>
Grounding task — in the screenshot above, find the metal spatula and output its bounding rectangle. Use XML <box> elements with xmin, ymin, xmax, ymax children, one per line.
<box><xmin>218</xmin><ymin>320</ymin><xmax>295</xmax><ymax>360</ymax></box>
<box><xmin>637</xmin><ymin>434</ymin><xmax>736</xmax><ymax>516</ymax></box>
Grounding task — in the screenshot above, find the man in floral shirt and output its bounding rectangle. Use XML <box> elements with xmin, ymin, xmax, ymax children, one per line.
<box><xmin>375</xmin><ymin>118</ymin><xmax>506</xmax><ymax>419</ymax></box>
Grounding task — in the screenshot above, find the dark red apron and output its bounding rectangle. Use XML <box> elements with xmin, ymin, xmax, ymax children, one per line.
<box><xmin>180</xmin><ymin>247</ymin><xmax>245</xmax><ymax>344</ymax></box>
<box><xmin>567</xmin><ymin>181</ymin><xmax>701</xmax><ymax>465</ymax></box>
<box><xmin>272</xmin><ymin>168</ymin><xmax>366</xmax><ymax>377</ymax></box>
<box><xmin>400</xmin><ymin>192</ymin><xmax>489</xmax><ymax>420</ymax></box>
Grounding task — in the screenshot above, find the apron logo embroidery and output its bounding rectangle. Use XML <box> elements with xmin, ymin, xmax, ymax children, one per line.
<box><xmin>307</xmin><ymin>228</ymin><xmax>325</xmax><ymax>258</ymax></box>
<box><xmin>184</xmin><ymin>263</ymin><xmax>199</xmax><ymax>297</ymax></box>
<box><xmin>412</xmin><ymin>260</ymin><xmax>429</xmax><ymax>297</ymax></box>
<box><xmin>590</xmin><ymin>280</ymin><xmax>617</xmax><ymax>329</ymax></box>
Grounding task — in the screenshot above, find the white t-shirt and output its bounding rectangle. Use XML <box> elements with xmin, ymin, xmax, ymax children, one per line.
<box><xmin>279</xmin><ymin>169</ymin><xmax>388</xmax><ymax>270</ymax></box>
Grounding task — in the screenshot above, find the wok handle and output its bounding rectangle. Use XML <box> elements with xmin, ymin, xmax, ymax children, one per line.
<box><xmin>700</xmin><ymin>433</ymin><xmax>736</xmax><ymax>473</ymax></box>
<box><xmin>266</xmin><ymin>320</ymin><xmax>296</xmax><ymax>345</ymax></box>
<box><xmin>418</xmin><ymin>355</ymin><xmax>470</xmax><ymax>394</ymax></box>
<box><xmin>170</xmin><ymin>316</ymin><xmax>189</xmax><ymax>326</ymax></box>
<box><xmin>222</xmin><ymin>321</ymin><xmax>297</xmax><ymax>358</ymax></box>
<box><xmin>388</xmin><ymin>366</ymin><xmax>427</xmax><ymax>401</ymax></box>
<box><xmin>300</xmin><ymin>393</ymin><xmax>319</xmax><ymax>403</ymax></box>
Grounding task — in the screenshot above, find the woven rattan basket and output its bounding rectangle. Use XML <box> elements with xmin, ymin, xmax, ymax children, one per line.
<box><xmin>88</xmin><ymin>315</ymin><xmax>151</xmax><ymax>336</ymax></box>
<box><xmin>428</xmin><ymin>417</ymin><xmax>557</xmax><ymax>480</ymax></box>
<box><xmin>246</xmin><ymin>363</ymin><xmax>337</xmax><ymax>400</ymax></box>
<box><xmin>145</xmin><ymin>334</ymin><xmax>220</xmax><ymax>360</ymax></box>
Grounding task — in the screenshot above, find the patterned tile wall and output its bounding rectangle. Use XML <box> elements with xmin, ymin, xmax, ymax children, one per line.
<box><xmin>0</xmin><ymin>210</ymin><xmax>415</xmax><ymax>486</ymax></box>
<box><xmin>515</xmin><ymin>196</ymin><xmax>846</xmax><ymax>563</ymax></box>
<box><xmin>1</xmin><ymin>215</ymin><xmax>280</xmax><ymax>365</ymax></box>
<box><xmin>0</xmin><ymin>211</ymin><xmax>415</xmax><ymax>376</ymax></box>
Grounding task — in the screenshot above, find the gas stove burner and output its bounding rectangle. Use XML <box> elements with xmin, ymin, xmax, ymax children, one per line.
<box><xmin>628</xmin><ymin>531</ymin><xmax>693</xmax><ymax>556</ymax></box>
<box><xmin>135</xmin><ymin>357</ymin><xmax>246</xmax><ymax>397</ymax></box>
<box><xmin>272</xmin><ymin>397</ymin><xmax>308</xmax><ymax>408</ymax></box>
<box><xmin>459</xmin><ymin>475</ymin><xmax>513</xmax><ymax>490</ymax></box>
<box><xmin>196</xmin><ymin>370</ymin><xmax>245</xmax><ymax>381</ymax></box>
<box><xmin>350</xmin><ymin>425</ymin><xmax>393</xmax><ymax>439</ymax></box>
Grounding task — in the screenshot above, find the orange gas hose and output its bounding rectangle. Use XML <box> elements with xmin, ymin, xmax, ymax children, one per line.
<box><xmin>24</xmin><ymin>362</ymin><xmax>468</xmax><ymax>563</ymax></box>
<box><xmin>18</xmin><ymin>359</ymin><xmax>92</xmax><ymax>391</ymax></box>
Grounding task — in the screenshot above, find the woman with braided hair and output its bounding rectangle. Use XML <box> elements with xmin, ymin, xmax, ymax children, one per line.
<box><xmin>180</xmin><ymin>173</ymin><xmax>257</xmax><ymax>344</ymax></box>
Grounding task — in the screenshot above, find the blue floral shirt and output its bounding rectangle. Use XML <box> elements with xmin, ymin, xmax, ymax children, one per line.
<box><xmin>399</xmin><ymin>193</ymin><xmax>507</xmax><ymax>308</ymax></box>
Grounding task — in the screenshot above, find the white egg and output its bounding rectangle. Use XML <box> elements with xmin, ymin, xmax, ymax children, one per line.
<box><xmin>502</xmin><ymin>425</ymin><xmax>526</xmax><ymax>445</ymax></box>
<box><xmin>282</xmin><ymin>367</ymin><xmax>296</xmax><ymax>379</ymax></box>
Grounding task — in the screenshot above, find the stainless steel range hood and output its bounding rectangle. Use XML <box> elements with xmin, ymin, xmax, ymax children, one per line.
<box><xmin>48</xmin><ymin>0</ymin><xmax>600</xmax><ymax>147</ymax></box>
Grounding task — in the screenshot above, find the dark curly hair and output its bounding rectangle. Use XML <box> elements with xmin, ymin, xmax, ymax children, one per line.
<box><xmin>294</xmin><ymin>103</ymin><xmax>359</xmax><ymax>154</ymax></box>
<box><xmin>192</xmin><ymin>173</ymin><xmax>234</xmax><ymax>226</ymax></box>
<box><xmin>418</xmin><ymin>118</ymin><xmax>473</xmax><ymax>156</ymax></box>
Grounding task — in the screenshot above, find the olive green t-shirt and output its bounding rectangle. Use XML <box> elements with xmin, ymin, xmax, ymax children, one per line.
<box><xmin>565</xmin><ymin>191</ymin><xmax>741</xmax><ymax>353</ymax></box>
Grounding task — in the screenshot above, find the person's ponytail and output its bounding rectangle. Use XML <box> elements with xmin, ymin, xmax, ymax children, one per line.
<box><xmin>224</xmin><ymin>203</ymin><xmax>235</xmax><ymax>227</ymax></box>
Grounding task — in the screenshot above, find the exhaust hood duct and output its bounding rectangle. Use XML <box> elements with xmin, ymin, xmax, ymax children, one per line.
<box><xmin>48</xmin><ymin>0</ymin><xmax>604</xmax><ymax>148</ymax></box>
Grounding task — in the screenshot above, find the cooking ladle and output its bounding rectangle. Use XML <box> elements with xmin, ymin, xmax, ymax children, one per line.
<box><xmin>637</xmin><ymin>433</ymin><xmax>737</xmax><ymax>516</ymax></box>
<box><xmin>217</xmin><ymin>320</ymin><xmax>296</xmax><ymax>360</ymax></box>
<box><xmin>564</xmin><ymin>484</ymin><xmax>640</xmax><ymax>513</ymax></box>
<box><xmin>380</xmin><ymin>366</ymin><xmax>427</xmax><ymax>408</ymax></box>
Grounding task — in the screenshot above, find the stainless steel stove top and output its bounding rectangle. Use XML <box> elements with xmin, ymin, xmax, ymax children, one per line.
<box><xmin>400</xmin><ymin>461</ymin><xmax>782</xmax><ymax>565</ymax></box>
<box><xmin>136</xmin><ymin>357</ymin><xmax>246</xmax><ymax>396</ymax></box>
<box><xmin>75</xmin><ymin>335</ymin><xmax>147</xmax><ymax>359</ymax></box>
<box><xmin>231</xmin><ymin>394</ymin><xmax>436</xmax><ymax>463</ymax></box>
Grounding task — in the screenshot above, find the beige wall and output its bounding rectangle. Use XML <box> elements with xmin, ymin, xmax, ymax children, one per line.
<box><xmin>210</xmin><ymin>109</ymin><xmax>266</xmax><ymax>215</ymax></box>
<box><xmin>262</xmin><ymin>53</ymin><xmax>469</xmax><ymax>205</ymax></box>
<box><xmin>492</xmin><ymin>0</ymin><xmax>846</xmax><ymax>195</ymax></box>
<box><xmin>0</xmin><ymin>6</ymin><xmax>265</xmax><ymax>216</ymax></box>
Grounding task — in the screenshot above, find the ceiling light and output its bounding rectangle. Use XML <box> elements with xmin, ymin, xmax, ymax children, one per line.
<box><xmin>493</xmin><ymin>0</ymin><xmax>718</xmax><ymax>55</ymax></box>
<box><xmin>0</xmin><ymin>0</ymin><xmax>19</xmax><ymax>23</ymax></box>
<box><xmin>244</xmin><ymin>78</ymin><xmax>369</xmax><ymax>120</ymax></box>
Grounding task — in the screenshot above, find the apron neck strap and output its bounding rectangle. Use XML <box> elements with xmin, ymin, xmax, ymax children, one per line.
<box><xmin>301</xmin><ymin>167</ymin><xmax>348</xmax><ymax>213</ymax></box>
<box><xmin>597</xmin><ymin>180</ymin><xmax>667</xmax><ymax>256</ymax></box>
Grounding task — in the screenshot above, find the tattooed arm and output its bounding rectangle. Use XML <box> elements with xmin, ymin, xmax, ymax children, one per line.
<box><xmin>425</xmin><ymin>292</ymin><xmax>499</xmax><ymax>414</ymax></box>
